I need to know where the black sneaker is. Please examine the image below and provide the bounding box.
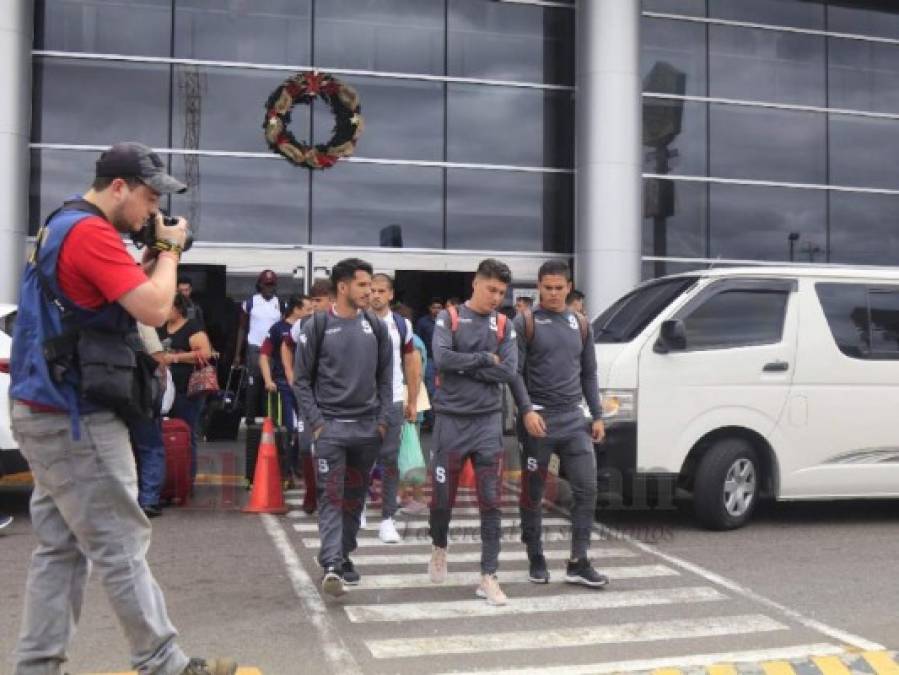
[181,657,238,675]
[142,505,163,519]
[342,559,361,586]
[321,565,346,597]
[527,554,550,584]
[565,558,609,588]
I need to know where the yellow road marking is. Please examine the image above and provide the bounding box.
[87,669,261,675]
[863,652,899,675]
[812,655,852,675]
[708,665,739,675]
[652,669,683,675]
[762,661,798,675]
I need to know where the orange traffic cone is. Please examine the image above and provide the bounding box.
[459,457,476,489]
[243,417,288,514]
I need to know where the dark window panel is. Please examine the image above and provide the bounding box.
[311,163,443,248]
[642,0,706,16]
[642,178,708,259]
[35,0,172,57]
[815,283,870,358]
[828,1,899,42]
[869,289,899,355]
[708,0,824,30]
[171,66,309,154]
[829,115,899,191]
[446,170,572,253]
[709,105,826,184]
[709,26,825,107]
[29,149,98,235]
[683,289,789,350]
[448,0,574,86]
[642,99,707,177]
[829,191,899,266]
[32,57,170,147]
[641,17,707,98]
[315,0,443,75]
[448,84,573,168]
[828,38,899,116]
[174,1,311,65]
[708,183,827,262]
[312,77,443,162]
[641,260,711,281]
[169,155,307,245]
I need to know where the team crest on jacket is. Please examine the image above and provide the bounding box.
[568,314,579,331]
[489,315,498,332]
[361,318,373,334]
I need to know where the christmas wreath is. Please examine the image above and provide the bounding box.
[263,71,364,170]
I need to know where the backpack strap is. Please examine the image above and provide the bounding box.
[309,310,328,386]
[446,305,460,351]
[521,308,536,344]
[496,312,507,343]
[575,311,589,346]
[392,311,408,346]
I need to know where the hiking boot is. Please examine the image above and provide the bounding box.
[527,553,550,584]
[378,517,401,544]
[564,558,609,588]
[342,559,360,586]
[428,546,448,583]
[181,657,237,675]
[321,566,346,598]
[476,574,508,606]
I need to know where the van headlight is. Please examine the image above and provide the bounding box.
[600,389,637,425]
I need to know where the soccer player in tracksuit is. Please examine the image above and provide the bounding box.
[509,259,609,588]
[428,258,518,606]
[293,258,393,598]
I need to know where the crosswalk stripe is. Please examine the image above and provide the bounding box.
[863,651,899,675]
[284,495,521,507]
[344,585,726,623]
[812,655,853,675]
[301,529,616,547]
[349,564,677,590]
[288,506,522,518]
[365,613,787,659]
[762,661,798,675]
[290,517,571,533]
[431,644,846,675]
[348,547,637,566]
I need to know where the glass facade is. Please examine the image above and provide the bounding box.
[30,0,574,253]
[642,0,899,272]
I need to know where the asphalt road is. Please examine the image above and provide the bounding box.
[1,438,897,674]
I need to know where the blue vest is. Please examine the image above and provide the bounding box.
[10,203,137,424]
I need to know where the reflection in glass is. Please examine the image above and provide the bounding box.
[642,0,707,16]
[642,100,707,177]
[709,26,825,107]
[35,0,172,57]
[708,0,824,30]
[828,1,899,42]
[829,191,899,266]
[312,77,443,161]
[446,170,572,253]
[32,57,170,148]
[172,66,309,154]
[829,38,899,116]
[448,85,573,168]
[448,0,574,85]
[815,283,870,358]
[642,178,707,260]
[311,163,442,248]
[869,290,899,355]
[641,260,711,281]
[829,115,899,191]
[710,105,826,184]
[174,0,311,66]
[169,155,307,245]
[641,18,707,98]
[315,0,443,75]
[29,149,99,235]
[709,183,826,261]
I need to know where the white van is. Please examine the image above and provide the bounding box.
[594,267,899,530]
[0,304,25,477]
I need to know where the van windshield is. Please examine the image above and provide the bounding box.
[592,276,699,343]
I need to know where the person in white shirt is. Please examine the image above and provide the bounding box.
[369,273,421,543]
[233,269,283,425]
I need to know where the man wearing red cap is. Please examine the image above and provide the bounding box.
[234,270,283,425]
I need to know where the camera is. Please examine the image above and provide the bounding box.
[130,213,194,252]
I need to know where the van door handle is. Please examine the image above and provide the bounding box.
[763,360,789,372]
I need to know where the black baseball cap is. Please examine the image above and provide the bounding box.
[95,142,187,194]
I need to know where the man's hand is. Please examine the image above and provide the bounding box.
[155,214,190,250]
[492,353,501,365]
[404,402,418,423]
[378,424,387,441]
[591,420,606,443]
[264,380,277,393]
[523,411,547,438]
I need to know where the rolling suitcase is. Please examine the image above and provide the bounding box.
[161,417,192,504]
[245,392,293,487]
[205,366,245,441]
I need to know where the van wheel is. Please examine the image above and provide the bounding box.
[693,438,758,530]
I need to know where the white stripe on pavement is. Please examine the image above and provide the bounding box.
[345,585,726,623]
[348,547,637,566]
[432,643,846,675]
[366,613,787,659]
[290,517,572,533]
[351,565,677,590]
[301,529,608,547]
[288,506,522,518]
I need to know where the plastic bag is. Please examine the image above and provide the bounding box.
[398,422,426,485]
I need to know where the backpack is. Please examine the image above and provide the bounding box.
[445,305,507,345]
[392,311,408,346]
[520,307,588,346]
[308,309,388,386]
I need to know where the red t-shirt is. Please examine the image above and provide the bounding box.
[57,216,148,309]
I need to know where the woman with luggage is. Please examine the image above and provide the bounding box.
[159,294,215,485]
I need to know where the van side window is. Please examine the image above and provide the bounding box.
[816,283,899,359]
[682,290,789,350]
[592,276,698,343]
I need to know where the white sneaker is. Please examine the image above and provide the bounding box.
[429,546,448,584]
[476,574,508,606]
[378,517,401,544]
[360,510,368,530]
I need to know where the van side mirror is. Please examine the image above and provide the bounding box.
[654,319,686,353]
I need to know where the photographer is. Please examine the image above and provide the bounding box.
[8,142,237,675]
